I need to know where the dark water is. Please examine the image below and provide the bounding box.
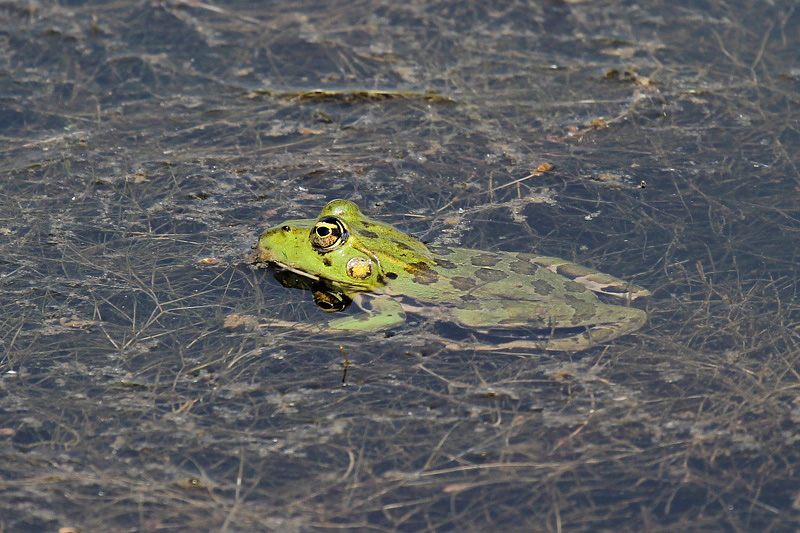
[1,0,798,531]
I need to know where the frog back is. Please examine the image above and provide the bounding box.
[387,247,593,304]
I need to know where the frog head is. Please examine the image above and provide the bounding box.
[255,199,435,292]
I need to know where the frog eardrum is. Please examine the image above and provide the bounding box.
[345,256,373,280]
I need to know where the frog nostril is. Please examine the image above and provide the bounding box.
[282,226,291,232]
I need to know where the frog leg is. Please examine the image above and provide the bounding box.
[327,295,406,332]
[530,256,651,301]
[439,337,547,352]
[549,305,648,351]
[541,307,646,350]
[256,296,405,334]
[443,306,647,352]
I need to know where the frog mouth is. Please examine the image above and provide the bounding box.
[254,246,299,270]
[267,259,320,282]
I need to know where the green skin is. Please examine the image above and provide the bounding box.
[255,199,650,352]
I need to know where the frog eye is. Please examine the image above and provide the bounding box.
[310,216,348,252]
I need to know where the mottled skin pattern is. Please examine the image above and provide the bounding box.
[255,200,650,352]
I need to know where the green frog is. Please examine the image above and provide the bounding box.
[254,199,649,351]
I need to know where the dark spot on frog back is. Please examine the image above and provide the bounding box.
[359,230,380,239]
[406,260,432,272]
[395,240,418,252]
[509,254,541,276]
[475,268,508,282]
[564,280,588,293]
[433,246,455,256]
[408,262,438,285]
[554,262,593,280]
[471,253,501,267]
[451,276,477,291]
[531,279,554,295]
[435,258,457,270]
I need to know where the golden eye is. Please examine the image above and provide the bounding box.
[346,257,372,280]
[310,216,347,252]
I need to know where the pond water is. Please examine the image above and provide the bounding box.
[1,0,799,531]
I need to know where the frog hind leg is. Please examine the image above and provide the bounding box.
[445,306,646,352]
[530,256,651,301]
[541,305,647,351]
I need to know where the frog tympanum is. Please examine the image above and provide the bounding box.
[254,200,649,351]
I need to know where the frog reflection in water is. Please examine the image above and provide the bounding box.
[254,200,649,351]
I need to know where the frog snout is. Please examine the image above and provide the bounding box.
[254,242,278,263]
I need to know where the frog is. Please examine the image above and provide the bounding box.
[254,199,649,352]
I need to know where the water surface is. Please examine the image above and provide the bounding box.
[1,0,798,531]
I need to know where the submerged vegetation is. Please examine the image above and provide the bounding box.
[0,0,798,531]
